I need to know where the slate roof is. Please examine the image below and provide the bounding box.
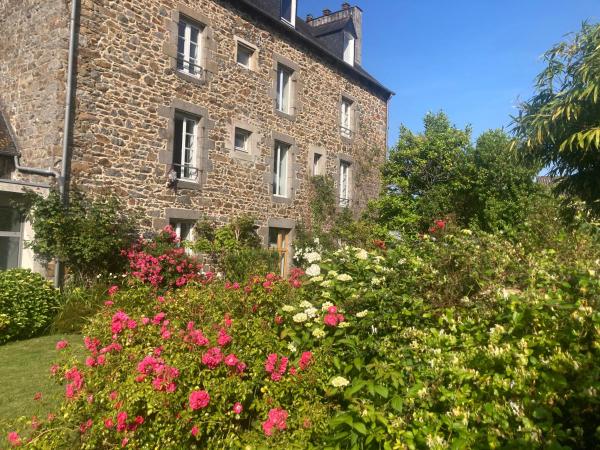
[234,0,393,99]
[309,17,355,38]
[0,110,18,157]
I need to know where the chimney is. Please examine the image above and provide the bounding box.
[306,13,313,23]
[342,2,351,10]
[323,8,331,16]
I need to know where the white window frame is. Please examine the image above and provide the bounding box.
[343,34,355,66]
[234,127,251,153]
[312,152,323,176]
[280,0,297,27]
[276,64,292,114]
[177,18,203,77]
[341,98,353,138]
[174,113,198,181]
[170,220,195,255]
[273,141,290,198]
[339,160,351,207]
[0,206,22,270]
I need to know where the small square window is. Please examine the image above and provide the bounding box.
[236,43,254,68]
[234,128,251,153]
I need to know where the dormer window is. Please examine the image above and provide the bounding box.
[280,0,297,27]
[343,34,355,66]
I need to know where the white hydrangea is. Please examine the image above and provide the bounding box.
[305,264,321,277]
[299,300,313,309]
[305,252,321,263]
[337,274,352,282]
[321,291,332,299]
[287,342,297,353]
[320,280,333,287]
[282,305,296,312]
[293,313,308,323]
[338,321,350,328]
[312,328,326,339]
[304,307,318,318]
[330,376,350,388]
[310,276,323,282]
[355,249,368,260]
[356,310,369,318]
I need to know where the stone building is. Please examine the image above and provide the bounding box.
[0,0,392,276]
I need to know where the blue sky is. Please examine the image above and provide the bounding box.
[298,1,599,146]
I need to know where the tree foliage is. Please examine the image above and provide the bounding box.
[377,112,538,233]
[17,189,137,283]
[513,22,600,214]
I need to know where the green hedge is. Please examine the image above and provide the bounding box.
[0,269,59,344]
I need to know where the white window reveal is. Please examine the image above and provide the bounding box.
[339,160,351,207]
[341,98,353,138]
[236,42,254,68]
[280,0,297,27]
[276,64,293,114]
[177,18,202,77]
[234,127,251,153]
[0,206,22,270]
[173,113,199,181]
[312,152,323,176]
[343,33,355,66]
[273,141,290,197]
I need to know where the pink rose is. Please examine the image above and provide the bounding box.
[191,425,199,436]
[7,431,21,446]
[232,402,243,414]
[55,340,68,350]
[188,390,210,410]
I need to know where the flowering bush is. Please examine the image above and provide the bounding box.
[122,226,208,290]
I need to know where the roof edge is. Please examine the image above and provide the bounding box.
[233,0,394,99]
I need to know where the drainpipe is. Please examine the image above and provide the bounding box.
[54,0,80,289]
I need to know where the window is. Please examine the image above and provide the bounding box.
[269,227,290,276]
[280,0,296,27]
[236,42,254,68]
[343,34,355,65]
[171,221,194,242]
[0,206,21,270]
[312,152,323,176]
[173,113,199,181]
[276,64,293,114]
[273,141,290,197]
[234,128,251,153]
[341,98,353,138]
[177,18,203,77]
[339,161,351,207]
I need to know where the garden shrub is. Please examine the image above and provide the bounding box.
[0,269,60,344]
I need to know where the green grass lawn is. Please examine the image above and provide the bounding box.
[0,334,82,445]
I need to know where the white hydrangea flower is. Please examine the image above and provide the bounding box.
[356,310,369,318]
[293,313,308,323]
[321,291,332,299]
[355,249,368,260]
[305,252,321,263]
[287,342,297,353]
[282,305,296,312]
[330,376,350,388]
[321,280,333,287]
[338,321,350,328]
[299,301,313,309]
[312,328,326,339]
[328,270,338,278]
[371,277,382,286]
[310,276,323,282]
[304,307,318,318]
[337,274,352,282]
[305,264,321,277]
[321,301,333,311]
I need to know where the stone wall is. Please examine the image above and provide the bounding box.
[71,0,388,237]
[0,0,70,177]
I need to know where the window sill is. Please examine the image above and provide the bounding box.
[174,69,207,86]
[274,109,296,121]
[174,179,202,191]
[272,194,293,204]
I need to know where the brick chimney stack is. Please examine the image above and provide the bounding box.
[323,9,331,16]
[306,14,313,23]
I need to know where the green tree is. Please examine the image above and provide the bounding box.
[377,111,472,231]
[17,189,137,283]
[458,129,539,232]
[513,22,600,214]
